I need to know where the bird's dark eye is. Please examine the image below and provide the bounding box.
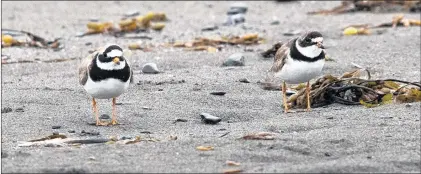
[305,38,311,43]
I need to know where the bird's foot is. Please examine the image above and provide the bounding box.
[96,120,109,126]
[109,119,118,125]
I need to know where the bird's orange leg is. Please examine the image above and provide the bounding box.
[282,81,289,113]
[306,81,311,112]
[110,98,118,125]
[93,98,108,126]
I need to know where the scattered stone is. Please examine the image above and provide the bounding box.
[201,25,219,31]
[227,8,243,15]
[1,151,8,158]
[121,136,132,140]
[270,20,280,25]
[217,128,227,131]
[142,106,152,110]
[405,103,412,108]
[142,63,160,74]
[1,107,13,113]
[230,2,248,14]
[326,116,334,120]
[85,42,92,46]
[140,131,152,134]
[224,14,245,26]
[380,116,394,119]
[283,30,301,36]
[115,102,123,105]
[200,113,222,124]
[124,11,140,18]
[173,118,188,123]
[239,78,250,83]
[324,152,332,156]
[210,91,226,96]
[68,130,75,133]
[286,90,296,96]
[222,53,245,66]
[367,155,373,159]
[80,130,100,136]
[158,88,164,91]
[88,156,96,160]
[52,126,61,129]
[100,114,110,119]
[15,107,24,112]
[89,18,99,22]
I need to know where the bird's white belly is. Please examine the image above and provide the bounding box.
[84,77,130,99]
[276,58,325,84]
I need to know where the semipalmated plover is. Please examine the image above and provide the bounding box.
[269,31,326,113]
[78,44,133,126]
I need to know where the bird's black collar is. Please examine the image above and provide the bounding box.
[290,38,325,62]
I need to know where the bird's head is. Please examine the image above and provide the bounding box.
[96,44,128,70]
[296,31,325,58]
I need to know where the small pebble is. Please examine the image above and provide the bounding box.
[405,103,412,108]
[142,106,152,110]
[1,151,8,158]
[224,14,245,26]
[210,91,226,96]
[89,18,99,22]
[52,126,61,129]
[227,8,243,15]
[121,136,132,140]
[222,53,245,66]
[326,117,334,120]
[68,130,75,133]
[124,11,140,18]
[100,114,110,119]
[142,63,160,74]
[88,156,96,160]
[230,2,248,14]
[270,20,280,25]
[140,131,152,134]
[239,78,250,83]
[173,118,188,123]
[15,108,24,112]
[85,42,92,46]
[324,152,332,157]
[1,107,13,113]
[200,113,222,124]
[201,25,219,31]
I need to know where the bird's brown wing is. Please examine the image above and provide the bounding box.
[270,38,295,73]
[78,51,97,86]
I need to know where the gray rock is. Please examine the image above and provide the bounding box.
[230,2,248,14]
[227,8,243,15]
[100,114,110,119]
[52,126,61,129]
[142,63,160,74]
[224,14,245,26]
[222,53,245,66]
[210,91,226,96]
[270,20,280,25]
[124,11,140,18]
[239,78,250,83]
[201,25,219,31]
[200,113,222,124]
[1,107,13,113]
[15,108,24,112]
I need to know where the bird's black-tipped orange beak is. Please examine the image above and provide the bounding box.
[316,42,325,49]
[112,57,120,65]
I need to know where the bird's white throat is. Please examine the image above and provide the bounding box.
[296,40,323,58]
[96,58,126,71]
